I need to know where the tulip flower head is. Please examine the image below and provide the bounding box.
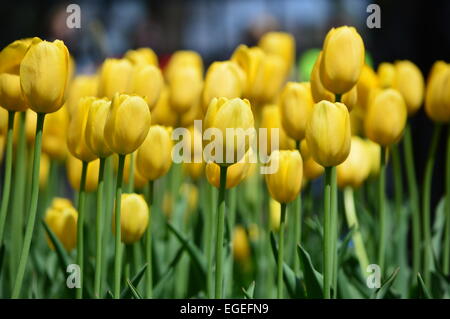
[131,64,163,110]
[337,136,371,188]
[425,62,450,123]
[45,198,78,252]
[392,60,424,115]
[124,48,158,66]
[300,140,324,180]
[85,98,113,158]
[258,31,295,77]
[97,58,133,99]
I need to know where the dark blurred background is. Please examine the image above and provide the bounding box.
[1,0,449,209]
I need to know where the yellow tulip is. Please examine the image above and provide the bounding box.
[180,183,199,215]
[182,161,204,181]
[66,75,98,116]
[136,125,173,181]
[377,62,395,88]
[366,139,381,178]
[364,88,407,146]
[97,58,133,99]
[341,84,357,111]
[43,105,69,160]
[0,73,28,111]
[180,98,202,127]
[112,193,149,244]
[427,60,447,84]
[320,26,365,94]
[20,39,70,113]
[269,198,281,232]
[349,106,365,136]
[124,48,158,66]
[202,61,245,111]
[66,155,100,192]
[0,135,4,164]
[425,62,450,123]
[204,97,255,165]
[265,150,303,203]
[305,100,351,167]
[300,140,324,180]
[45,197,78,252]
[67,97,98,162]
[123,153,148,190]
[233,225,251,263]
[280,82,314,141]
[39,152,50,189]
[205,157,250,189]
[258,31,295,76]
[84,98,113,158]
[168,65,203,114]
[354,64,379,110]
[0,37,41,74]
[104,93,151,155]
[152,86,177,127]
[165,50,203,81]
[131,64,163,110]
[310,51,335,103]
[392,60,424,115]
[260,104,295,154]
[337,136,371,188]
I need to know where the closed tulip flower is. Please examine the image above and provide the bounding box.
[310,51,335,103]
[205,157,250,189]
[0,73,28,111]
[364,88,407,146]
[104,93,151,155]
[67,155,100,192]
[320,26,365,94]
[168,65,203,114]
[112,193,149,244]
[67,97,98,162]
[305,100,351,167]
[366,139,381,178]
[183,161,204,181]
[260,104,295,153]
[45,197,78,251]
[0,37,41,74]
[341,84,358,111]
[165,50,203,81]
[337,136,371,188]
[354,64,379,110]
[42,105,69,160]
[258,31,295,76]
[204,97,255,165]
[131,64,163,110]
[152,86,177,127]
[377,62,395,88]
[425,62,450,123]
[280,82,314,141]
[20,39,70,113]
[392,60,424,115]
[427,60,447,84]
[265,150,303,203]
[124,48,158,66]
[233,226,251,263]
[179,99,202,127]
[66,75,98,116]
[136,125,173,181]
[97,58,133,99]
[300,140,324,180]
[84,98,113,158]
[269,198,281,232]
[202,61,246,111]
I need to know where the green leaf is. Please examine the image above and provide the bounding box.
[106,290,114,299]
[167,222,206,277]
[127,279,143,299]
[417,273,432,299]
[372,267,400,299]
[242,281,255,299]
[120,263,147,299]
[153,246,185,298]
[0,244,5,276]
[432,197,446,261]
[338,227,355,266]
[41,220,71,276]
[297,245,323,299]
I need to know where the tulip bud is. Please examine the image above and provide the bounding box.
[67,97,98,163]
[97,58,133,99]
[427,60,447,84]
[425,62,450,123]
[233,225,251,263]
[165,51,203,81]
[136,125,173,181]
[0,73,28,111]
[206,155,251,189]
[112,193,149,244]
[258,31,295,76]
[131,64,163,110]
[182,161,204,181]
[269,198,281,232]
[0,37,41,74]
[124,48,158,66]
[66,155,100,192]
[204,97,255,165]
[337,136,371,188]
[320,26,365,94]
[152,86,177,127]
[310,51,335,103]
[364,88,407,146]
[260,104,295,154]
[392,60,424,115]
[20,39,70,113]
[280,82,314,141]
[300,140,324,180]
[305,100,351,167]
[341,84,357,111]
[104,93,151,155]
[377,62,395,88]
[265,150,303,203]
[84,98,113,158]
[354,64,379,110]
[168,65,203,114]
[202,61,245,111]
[66,75,98,116]
[44,197,78,251]
[43,105,69,160]
[366,139,381,178]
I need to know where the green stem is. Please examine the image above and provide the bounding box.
[12,112,45,298]
[94,157,106,298]
[75,161,88,299]
[293,195,302,274]
[330,166,338,298]
[277,203,287,298]
[404,124,421,275]
[206,184,216,298]
[127,152,135,193]
[323,166,332,299]
[444,126,450,274]
[343,187,369,273]
[214,165,228,299]
[422,124,442,288]
[145,181,154,298]
[114,154,126,299]
[0,111,16,247]
[392,144,406,271]
[377,147,387,273]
